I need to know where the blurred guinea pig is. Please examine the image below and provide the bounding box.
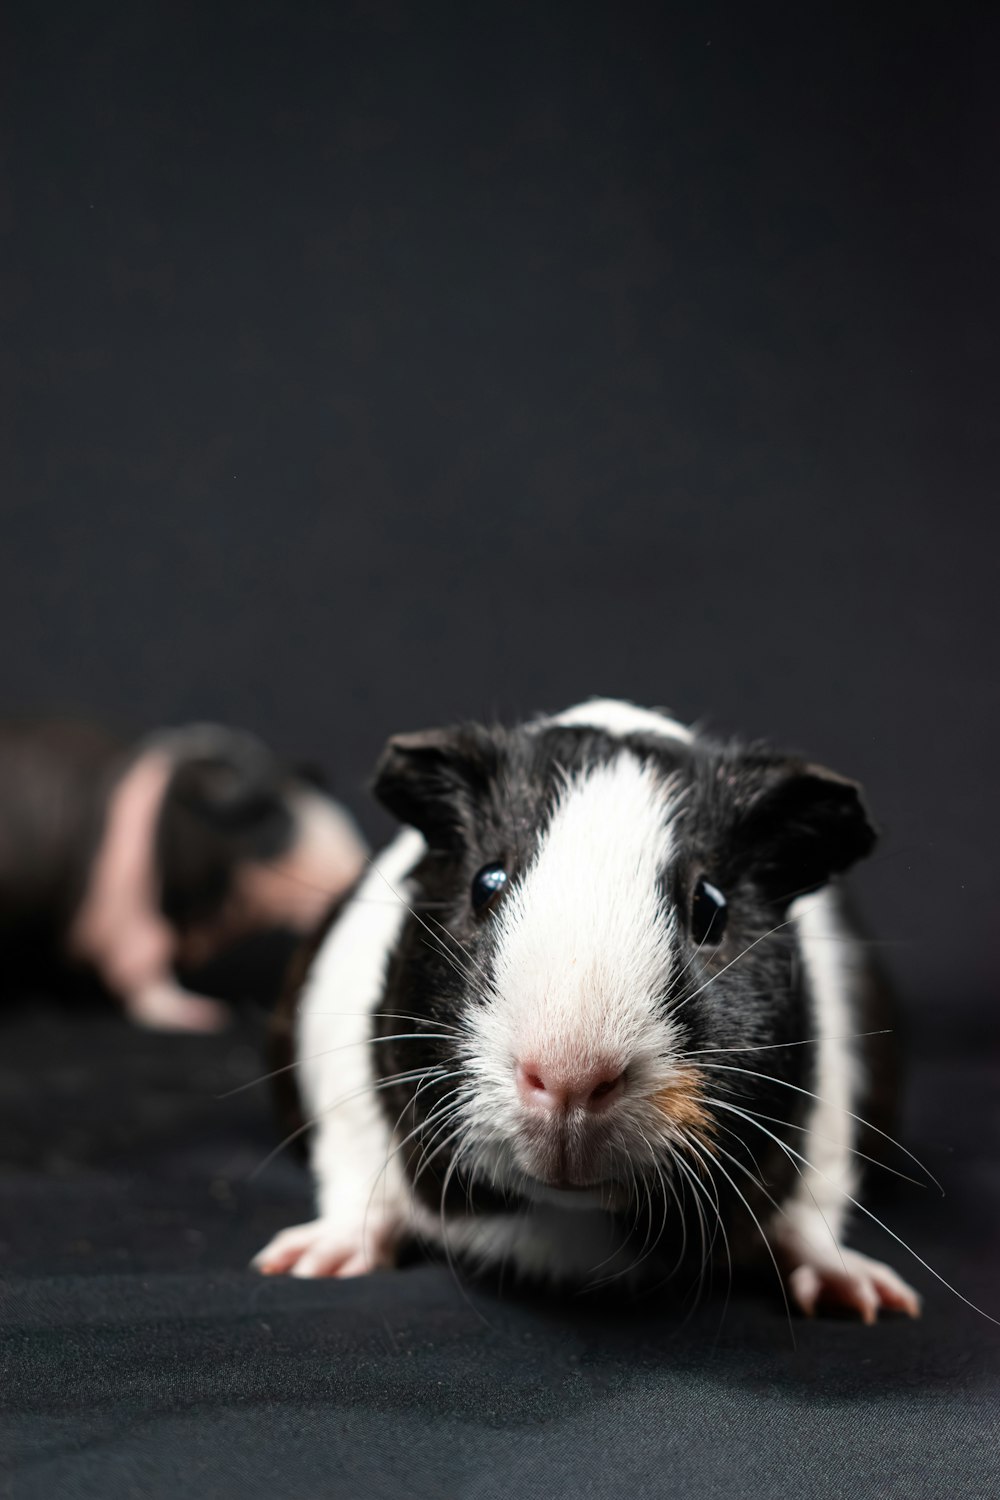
[0,720,367,1031]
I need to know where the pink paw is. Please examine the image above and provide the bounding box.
[787,1248,922,1325]
[251,1217,397,1279]
[125,983,230,1033]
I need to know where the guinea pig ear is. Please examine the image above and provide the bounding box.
[734,759,878,903]
[372,725,498,847]
[168,747,292,857]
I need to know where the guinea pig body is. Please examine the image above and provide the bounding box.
[0,719,366,1031]
[255,700,920,1321]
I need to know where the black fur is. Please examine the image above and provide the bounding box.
[368,717,883,1276]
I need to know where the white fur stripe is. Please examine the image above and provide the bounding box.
[469,754,684,1135]
[297,827,426,1221]
[546,698,694,744]
[782,887,861,1241]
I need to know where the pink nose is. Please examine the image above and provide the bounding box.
[516,1060,625,1114]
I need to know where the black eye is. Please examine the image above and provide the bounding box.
[471,862,508,915]
[690,876,727,945]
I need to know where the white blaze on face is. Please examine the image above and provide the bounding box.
[474,753,683,1086]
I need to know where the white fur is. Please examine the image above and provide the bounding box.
[774,887,861,1247]
[547,698,694,744]
[486,755,681,1072]
[297,828,426,1228]
[461,753,689,1191]
[766,901,920,1319]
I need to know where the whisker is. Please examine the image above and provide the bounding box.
[713,1104,1000,1326]
[416,934,482,991]
[217,1032,460,1099]
[424,912,497,992]
[670,908,813,1017]
[714,1109,852,1278]
[685,1029,892,1058]
[364,858,486,994]
[657,1154,689,1282]
[679,1136,734,1323]
[362,1074,468,1248]
[590,1131,675,1289]
[672,1150,723,1313]
[247,1065,445,1182]
[652,1156,682,1278]
[299,1009,463,1035]
[387,1081,469,1181]
[701,1126,788,1226]
[363,1067,445,1246]
[255,859,453,911]
[410,1113,472,1193]
[435,1138,501,1332]
[351,898,455,909]
[695,1131,796,1344]
[696,1060,944,1194]
[705,1091,927,1189]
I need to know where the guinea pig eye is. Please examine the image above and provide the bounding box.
[690,876,727,945]
[471,862,508,915]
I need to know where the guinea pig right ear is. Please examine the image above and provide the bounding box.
[372,725,498,847]
[733,758,879,904]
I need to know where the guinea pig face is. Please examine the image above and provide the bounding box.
[374,715,876,1202]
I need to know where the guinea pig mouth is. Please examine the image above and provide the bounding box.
[513,1117,619,1192]
[521,1180,617,1212]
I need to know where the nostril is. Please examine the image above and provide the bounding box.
[587,1072,625,1110]
[516,1060,625,1113]
[516,1061,564,1111]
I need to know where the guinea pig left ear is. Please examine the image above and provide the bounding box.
[735,761,878,903]
[372,726,497,847]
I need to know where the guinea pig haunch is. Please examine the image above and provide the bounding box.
[254,698,926,1320]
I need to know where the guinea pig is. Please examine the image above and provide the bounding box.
[253,698,924,1322]
[0,719,367,1031]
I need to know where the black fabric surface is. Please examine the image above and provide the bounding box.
[1,1003,998,1498]
[4,2,1000,1495]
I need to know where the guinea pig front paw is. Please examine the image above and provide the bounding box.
[123,981,230,1033]
[251,1215,399,1279]
[785,1248,922,1325]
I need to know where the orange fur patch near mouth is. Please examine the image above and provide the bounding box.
[651,1069,713,1141]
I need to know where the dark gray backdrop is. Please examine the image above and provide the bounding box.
[3,11,999,1499]
[3,1,997,1030]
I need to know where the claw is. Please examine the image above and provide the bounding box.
[786,1247,921,1323]
[252,1216,398,1279]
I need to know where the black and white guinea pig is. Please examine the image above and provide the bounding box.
[0,719,367,1031]
[254,698,922,1322]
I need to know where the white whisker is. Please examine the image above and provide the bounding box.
[697,1060,944,1193]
